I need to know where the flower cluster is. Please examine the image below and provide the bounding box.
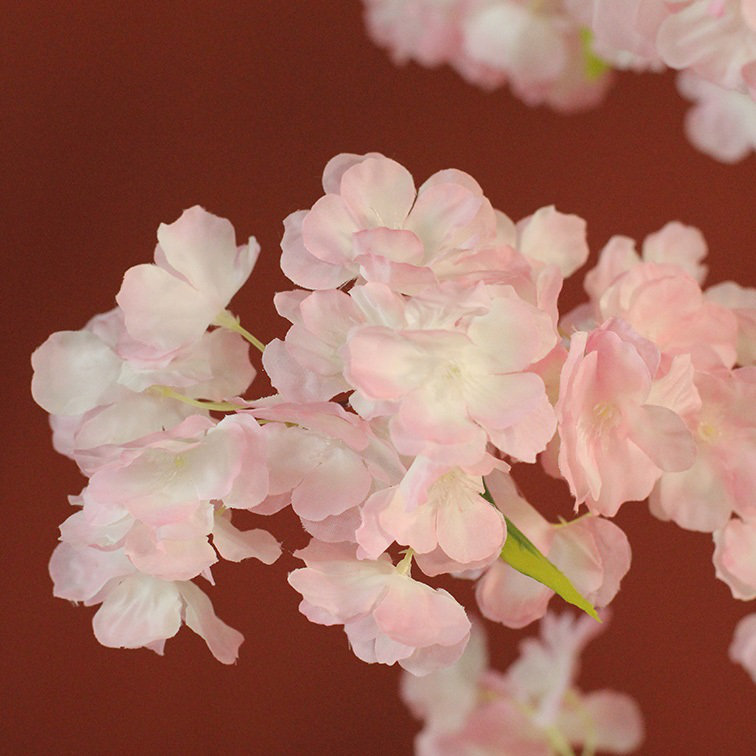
[402,612,644,754]
[362,0,614,113]
[362,0,756,162]
[33,154,754,732]
[33,207,280,662]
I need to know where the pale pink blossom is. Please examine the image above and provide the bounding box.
[345,285,557,466]
[729,613,756,683]
[362,0,464,68]
[117,206,259,351]
[475,471,631,627]
[590,0,756,92]
[31,307,254,472]
[650,367,756,531]
[403,613,644,754]
[584,223,709,298]
[357,466,506,569]
[597,263,737,370]
[655,0,756,92]
[713,517,756,599]
[364,1,614,113]
[49,541,245,664]
[557,320,697,516]
[678,70,756,162]
[516,205,589,278]
[249,403,376,523]
[72,413,271,581]
[706,281,756,365]
[288,540,471,675]
[282,153,500,293]
[458,1,613,112]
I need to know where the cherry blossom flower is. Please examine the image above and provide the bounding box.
[402,613,644,754]
[713,516,756,599]
[363,0,614,113]
[117,206,259,352]
[650,367,756,531]
[475,472,631,627]
[730,613,756,683]
[678,70,756,162]
[31,308,254,473]
[706,281,756,365]
[50,540,244,664]
[288,540,471,675]
[557,319,697,516]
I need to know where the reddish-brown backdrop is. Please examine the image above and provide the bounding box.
[3,2,755,754]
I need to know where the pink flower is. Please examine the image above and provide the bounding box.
[557,320,696,516]
[713,517,756,599]
[650,367,756,531]
[729,613,756,683]
[475,471,631,627]
[357,466,506,569]
[678,70,756,162]
[706,281,756,365]
[117,206,259,352]
[345,286,557,466]
[288,540,471,675]
[597,262,737,370]
[282,153,501,292]
[402,612,644,754]
[250,403,376,523]
[31,307,254,472]
[362,0,465,68]
[49,542,245,664]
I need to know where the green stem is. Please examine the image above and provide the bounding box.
[154,386,244,412]
[213,309,266,353]
[396,548,414,576]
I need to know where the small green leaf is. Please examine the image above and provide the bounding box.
[482,487,600,622]
[579,28,610,81]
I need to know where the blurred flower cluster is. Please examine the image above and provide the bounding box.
[362,0,756,162]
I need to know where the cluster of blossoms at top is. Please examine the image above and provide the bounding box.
[32,154,755,738]
[362,0,756,162]
[402,612,644,754]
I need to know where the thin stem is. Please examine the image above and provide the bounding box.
[154,386,244,412]
[396,548,414,576]
[213,309,266,353]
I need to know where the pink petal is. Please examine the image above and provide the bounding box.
[212,514,281,564]
[31,331,121,415]
[93,575,183,649]
[178,580,244,664]
[475,559,553,628]
[339,156,416,229]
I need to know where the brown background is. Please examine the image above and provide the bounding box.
[3,2,755,753]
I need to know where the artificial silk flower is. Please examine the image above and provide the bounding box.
[706,280,756,365]
[288,540,471,675]
[363,0,614,113]
[357,467,506,568]
[713,516,756,599]
[49,541,245,664]
[35,154,753,746]
[403,612,644,754]
[283,153,501,293]
[557,320,696,516]
[649,367,756,532]
[475,471,631,627]
[582,221,709,305]
[678,69,756,163]
[364,0,756,160]
[117,206,259,352]
[31,306,254,473]
[730,612,756,683]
